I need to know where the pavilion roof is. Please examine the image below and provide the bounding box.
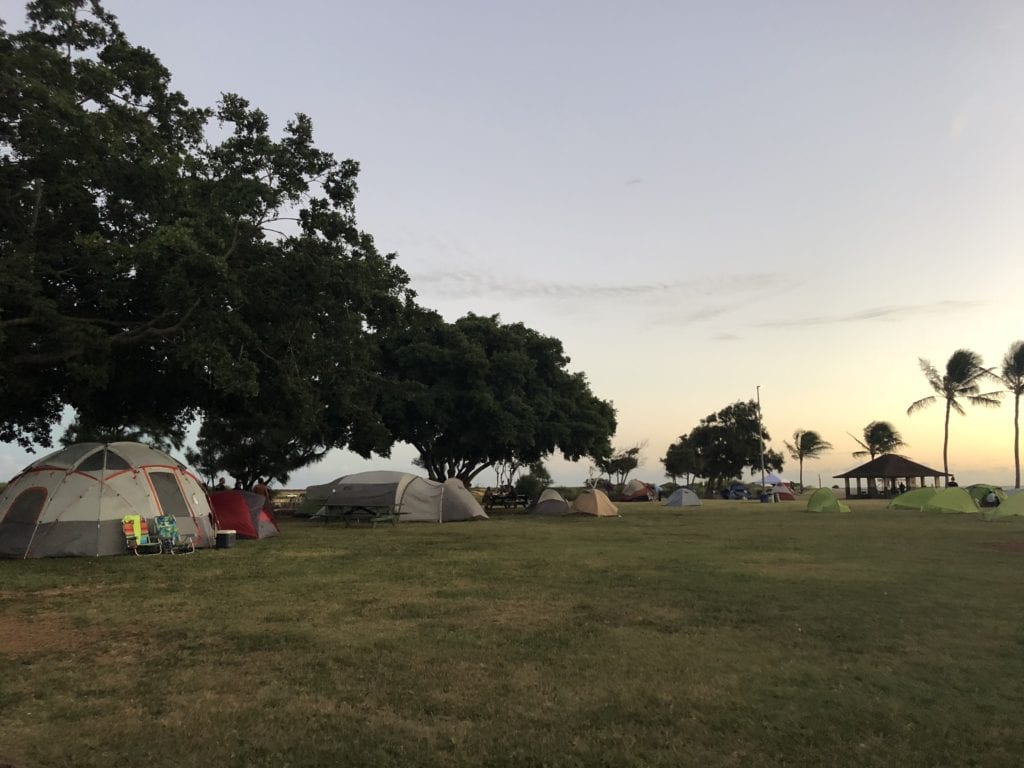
[833,453,947,479]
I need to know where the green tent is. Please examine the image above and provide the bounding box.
[983,492,1024,521]
[888,487,938,511]
[966,483,1008,506]
[922,487,979,514]
[806,487,850,513]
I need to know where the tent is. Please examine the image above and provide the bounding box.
[305,471,487,523]
[0,442,215,558]
[922,487,979,515]
[620,478,655,501]
[983,492,1024,520]
[664,487,701,507]
[772,484,796,501]
[966,484,1008,507]
[570,489,619,517]
[209,490,280,539]
[764,473,790,486]
[888,487,938,511]
[806,487,850,513]
[531,488,571,516]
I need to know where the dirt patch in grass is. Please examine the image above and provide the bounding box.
[0,611,92,655]
[983,540,1024,553]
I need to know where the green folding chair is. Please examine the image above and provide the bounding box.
[154,514,195,554]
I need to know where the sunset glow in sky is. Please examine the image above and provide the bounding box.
[2,1,1022,489]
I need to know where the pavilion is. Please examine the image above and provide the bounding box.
[833,454,948,499]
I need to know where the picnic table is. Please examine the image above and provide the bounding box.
[483,491,530,511]
[313,505,399,527]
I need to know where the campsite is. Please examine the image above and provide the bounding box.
[3,499,1024,767]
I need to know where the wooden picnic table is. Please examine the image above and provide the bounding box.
[483,492,530,511]
[314,505,399,527]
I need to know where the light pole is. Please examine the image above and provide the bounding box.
[756,385,766,490]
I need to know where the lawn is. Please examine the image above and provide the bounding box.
[2,500,1024,767]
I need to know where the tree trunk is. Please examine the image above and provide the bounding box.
[943,398,951,483]
[1015,393,1021,489]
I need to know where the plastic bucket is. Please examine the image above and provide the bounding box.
[215,530,237,549]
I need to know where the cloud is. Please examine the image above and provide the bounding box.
[410,267,789,304]
[713,332,740,341]
[758,300,983,329]
[625,177,644,186]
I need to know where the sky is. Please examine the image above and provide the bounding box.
[2,0,1023,489]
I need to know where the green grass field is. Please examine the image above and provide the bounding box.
[3,500,1024,767]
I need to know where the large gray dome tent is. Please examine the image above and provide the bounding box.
[663,487,701,507]
[0,442,216,558]
[305,471,487,523]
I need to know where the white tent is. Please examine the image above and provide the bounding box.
[0,442,216,558]
[663,487,702,507]
[305,471,487,523]
[531,488,571,516]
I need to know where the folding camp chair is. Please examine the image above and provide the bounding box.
[122,515,160,556]
[154,514,196,554]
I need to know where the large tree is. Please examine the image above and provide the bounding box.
[661,435,702,485]
[378,311,616,483]
[683,400,783,496]
[1,1,414,482]
[784,429,832,490]
[907,349,1002,481]
[849,421,906,460]
[1000,341,1024,489]
[0,0,209,447]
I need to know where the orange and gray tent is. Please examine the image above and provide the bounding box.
[305,471,487,522]
[570,489,619,517]
[0,442,215,558]
[531,488,571,516]
[209,490,280,539]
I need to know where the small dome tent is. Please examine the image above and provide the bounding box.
[209,490,280,539]
[806,487,850,513]
[570,489,619,517]
[983,492,1024,520]
[531,488,571,516]
[664,487,701,507]
[620,478,655,501]
[305,471,487,523]
[0,442,215,558]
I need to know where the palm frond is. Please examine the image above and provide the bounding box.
[907,395,935,416]
[968,391,1003,408]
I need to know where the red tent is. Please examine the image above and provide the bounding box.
[209,490,280,539]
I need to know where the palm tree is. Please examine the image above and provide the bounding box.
[784,429,833,490]
[907,349,1002,482]
[999,341,1024,489]
[848,421,906,460]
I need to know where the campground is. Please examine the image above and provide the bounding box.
[3,500,1024,767]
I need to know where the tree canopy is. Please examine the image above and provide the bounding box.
[378,311,616,483]
[1,0,415,482]
[675,400,783,495]
[784,429,832,489]
[907,350,1001,479]
[849,421,906,460]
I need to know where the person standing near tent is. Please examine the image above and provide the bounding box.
[252,478,271,509]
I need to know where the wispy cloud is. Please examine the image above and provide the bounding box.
[758,300,983,329]
[625,177,644,186]
[411,267,788,304]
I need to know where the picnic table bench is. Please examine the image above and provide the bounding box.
[483,492,531,511]
[313,505,399,527]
